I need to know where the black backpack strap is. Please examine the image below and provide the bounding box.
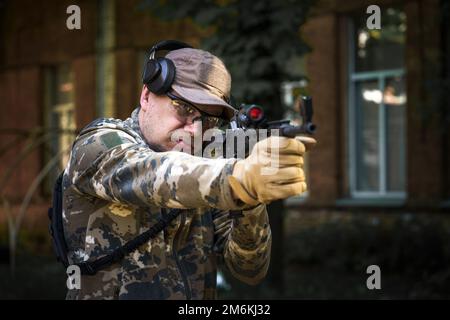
[48,171,70,268]
[76,208,181,275]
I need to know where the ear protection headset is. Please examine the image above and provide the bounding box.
[142,40,193,95]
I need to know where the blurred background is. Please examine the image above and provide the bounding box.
[0,0,449,299]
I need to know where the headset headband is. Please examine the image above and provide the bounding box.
[148,40,193,59]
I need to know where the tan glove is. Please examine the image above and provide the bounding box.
[228,136,316,206]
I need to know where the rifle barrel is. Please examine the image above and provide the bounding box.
[280,123,316,138]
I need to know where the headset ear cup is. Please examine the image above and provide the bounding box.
[142,60,161,86]
[157,58,176,94]
[143,40,191,94]
[148,58,176,95]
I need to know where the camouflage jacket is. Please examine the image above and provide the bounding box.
[62,107,271,300]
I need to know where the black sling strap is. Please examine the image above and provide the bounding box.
[76,208,181,275]
[49,172,182,276]
[48,172,69,267]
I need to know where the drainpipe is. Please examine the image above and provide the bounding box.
[96,0,116,118]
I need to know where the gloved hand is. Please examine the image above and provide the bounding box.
[228,136,316,206]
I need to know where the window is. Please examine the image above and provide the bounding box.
[348,7,407,198]
[44,65,76,192]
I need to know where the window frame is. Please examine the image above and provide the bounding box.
[347,19,407,200]
[42,65,76,195]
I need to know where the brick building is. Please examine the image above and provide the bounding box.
[0,0,449,298]
[0,0,208,228]
[302,0,449,210]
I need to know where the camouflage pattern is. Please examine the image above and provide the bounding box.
[63,107,271,300]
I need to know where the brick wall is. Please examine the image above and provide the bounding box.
[405,0,446,207]
[2,0,96,67]
[0,67,41,201]
[0,0,206,202]
[302,14,341,206]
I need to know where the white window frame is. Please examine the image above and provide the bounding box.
[347,20,407,200]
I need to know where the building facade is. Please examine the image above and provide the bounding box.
[0,0,449,298]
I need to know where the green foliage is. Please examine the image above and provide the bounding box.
[139,0,314,118]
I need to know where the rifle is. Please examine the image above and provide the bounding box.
[221,96,316,158]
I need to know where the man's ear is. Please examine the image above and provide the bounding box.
[140,85,151,112]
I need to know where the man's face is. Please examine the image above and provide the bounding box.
[139,86,223,153]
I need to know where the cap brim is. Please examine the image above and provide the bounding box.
[172,84,236,120]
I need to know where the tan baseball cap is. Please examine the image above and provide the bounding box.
[165,48,236,120]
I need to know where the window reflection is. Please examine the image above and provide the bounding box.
[356,81,380,191]
[383,78,406,106]
[350,7,406,196]
[49,65,76,169]
[353,8,406,72]
[385,77,406,192]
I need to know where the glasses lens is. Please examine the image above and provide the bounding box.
[169,95,223,128]
[171,100,194,117]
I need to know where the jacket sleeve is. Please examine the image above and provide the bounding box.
[66,127,243,211]
[213,204,271,285]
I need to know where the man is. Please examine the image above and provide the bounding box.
[63,43,311,299]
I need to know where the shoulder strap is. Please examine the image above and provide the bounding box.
[76,208,181,275]
[49,168,181,275]
[48,171,70,268]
